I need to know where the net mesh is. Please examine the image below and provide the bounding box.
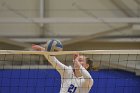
[0,50,140,93]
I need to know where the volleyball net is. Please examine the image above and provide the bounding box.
[0,50,140,93]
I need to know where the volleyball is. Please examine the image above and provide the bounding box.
[44,39,63,51]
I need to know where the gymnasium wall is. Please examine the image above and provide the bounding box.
[0,69,140,93]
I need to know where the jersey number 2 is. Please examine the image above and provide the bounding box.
[67,84,77,93]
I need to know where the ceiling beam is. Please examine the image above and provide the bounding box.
[111,0,137,17]
[134,0,140,17]
[0,38,31,49]
[64,42,140,51]
[63,25,131,45]
[134,0,140,6]
[1,18,140,23]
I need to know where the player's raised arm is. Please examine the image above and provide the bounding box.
[73,54,94,87]
[32,40,69,77]
[44,55,70,77]
[32,40,94,93]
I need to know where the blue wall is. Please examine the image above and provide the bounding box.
[0,69,140,93]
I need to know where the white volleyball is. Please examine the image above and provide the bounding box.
[44,39,63,51]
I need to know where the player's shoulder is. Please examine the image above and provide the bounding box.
[66,66,73,75]
[67,66,73,72]
[68,66,73,69]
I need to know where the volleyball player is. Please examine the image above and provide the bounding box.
[32,44,93,93]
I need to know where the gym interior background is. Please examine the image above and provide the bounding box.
[0,0,140,93]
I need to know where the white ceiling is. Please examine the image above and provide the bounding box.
[0,0,139,44]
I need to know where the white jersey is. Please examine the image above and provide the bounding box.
[47,56,93,93]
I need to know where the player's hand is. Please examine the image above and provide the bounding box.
[73,54,79,60]
[32,44,45,51]
[73,54,81,69]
